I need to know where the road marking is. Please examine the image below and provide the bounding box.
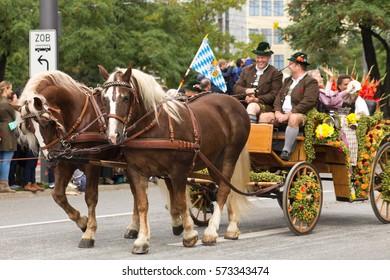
[167,227,289,246]
[0,212,132,230]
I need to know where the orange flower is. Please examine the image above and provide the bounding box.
[296,56,304,63]
[296,193,303,200]
[300,186,306,193]
[361,184,368,190]
[361,191,367,197]
[313,193,319,198]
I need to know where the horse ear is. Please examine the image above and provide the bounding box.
[33,97,44,111]
[123,64,132,82]
[98,65,110,81]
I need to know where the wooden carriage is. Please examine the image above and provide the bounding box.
[188,112,390,235]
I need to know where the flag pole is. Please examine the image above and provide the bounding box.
[177,34,208,91]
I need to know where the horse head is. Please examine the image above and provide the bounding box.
[19,94,65,157]
[99,64,140,144]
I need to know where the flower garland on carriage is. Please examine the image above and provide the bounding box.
[305,69,390,202]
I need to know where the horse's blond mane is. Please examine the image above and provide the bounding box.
[113,68,183,122]
[19,70,89,105]
[18,70,89,152]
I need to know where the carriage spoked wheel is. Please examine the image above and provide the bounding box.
[188,183,216,227]
[370,142,390,223]
[282,162,323,235]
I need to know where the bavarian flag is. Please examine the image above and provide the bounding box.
[190,36,227,93]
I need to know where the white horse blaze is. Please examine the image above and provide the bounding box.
[106,88,120,144]
[32,120,49,158]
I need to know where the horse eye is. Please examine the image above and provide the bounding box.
[122,95,129,102]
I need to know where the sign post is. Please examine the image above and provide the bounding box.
[29,29,57,77]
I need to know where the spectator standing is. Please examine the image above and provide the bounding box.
[232,58,246,83]
[233,42,283,123]
[218,59,235,95]
[0,80,17,193]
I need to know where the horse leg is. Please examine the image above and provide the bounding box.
[127,172,150,254]
[202,160,236,245]
[203,148,251,244]
[78,165,100,248]
[51,164,88,234]
[164,178,184,236]
[170,174,198,247]
[124,183,140,239]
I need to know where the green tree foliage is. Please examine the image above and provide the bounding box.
[283,0,390,115]
[0,0,38,88]
[1,0,245,89]
[58,0,246,87]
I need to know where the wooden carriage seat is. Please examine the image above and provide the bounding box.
[248,124,306,163]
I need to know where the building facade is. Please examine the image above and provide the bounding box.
[225,0,292,72]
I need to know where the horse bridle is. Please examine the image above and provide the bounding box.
[102,75,139,127]
[20,93,92,151]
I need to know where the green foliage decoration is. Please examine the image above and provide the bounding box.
[288,174,321,223]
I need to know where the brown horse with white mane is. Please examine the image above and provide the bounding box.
[17,70,127,249]
[98,64,252,254]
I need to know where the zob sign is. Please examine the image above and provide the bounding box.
[29,29,57,77]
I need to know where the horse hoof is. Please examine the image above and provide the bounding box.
[224,231,239,240]
[78,238,95,248]
[172,225,184,236]
[183,236,198,247]
[201,236,217,246]
[132,244,149,254]
[124,230,138,239]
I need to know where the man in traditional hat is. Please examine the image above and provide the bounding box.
[233,41,283,123]
[262,52,319,161]
[184,80,203,97]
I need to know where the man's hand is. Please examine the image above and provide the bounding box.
[245,94,257,103]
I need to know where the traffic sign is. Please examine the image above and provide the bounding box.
[29,29,57,77]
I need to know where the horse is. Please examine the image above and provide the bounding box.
[17,70,128,249]
[98,64,252,254]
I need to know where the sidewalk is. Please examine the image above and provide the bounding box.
[0,183,130,199]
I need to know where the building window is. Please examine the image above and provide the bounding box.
[249,28,260,35]
[274,29,284,44]
[274,55,284,70]
[274,0,284,16]
[249,0,259,16]
[261,28,272,43]
[261,0,271,16]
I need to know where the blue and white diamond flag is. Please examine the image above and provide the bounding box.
[190,37,227,93]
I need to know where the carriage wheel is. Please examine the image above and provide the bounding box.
[370,142,390,223]
[188,183,216,227]
[283,162,323,235]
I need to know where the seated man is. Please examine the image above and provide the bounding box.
[261,52,319,161]
[233,42,283,123]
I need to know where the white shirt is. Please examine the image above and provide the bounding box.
[282,72,307,113]
[252,64,270,87]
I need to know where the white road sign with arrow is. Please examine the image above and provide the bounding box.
[29,29,57,77]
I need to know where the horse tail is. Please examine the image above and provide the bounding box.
[227,144,253,219]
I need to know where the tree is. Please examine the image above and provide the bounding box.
[283,0,390,116]
[0,0,38,88]
[1,0,246,88]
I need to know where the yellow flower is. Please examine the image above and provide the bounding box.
[346,113,359,125]
[315,123,334,139]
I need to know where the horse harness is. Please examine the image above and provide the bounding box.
[21,89,109,153]
[101,82,273,196]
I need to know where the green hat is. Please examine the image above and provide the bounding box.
[287,52,310,65]
[186,80,202,93]
[252,42,274,56]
